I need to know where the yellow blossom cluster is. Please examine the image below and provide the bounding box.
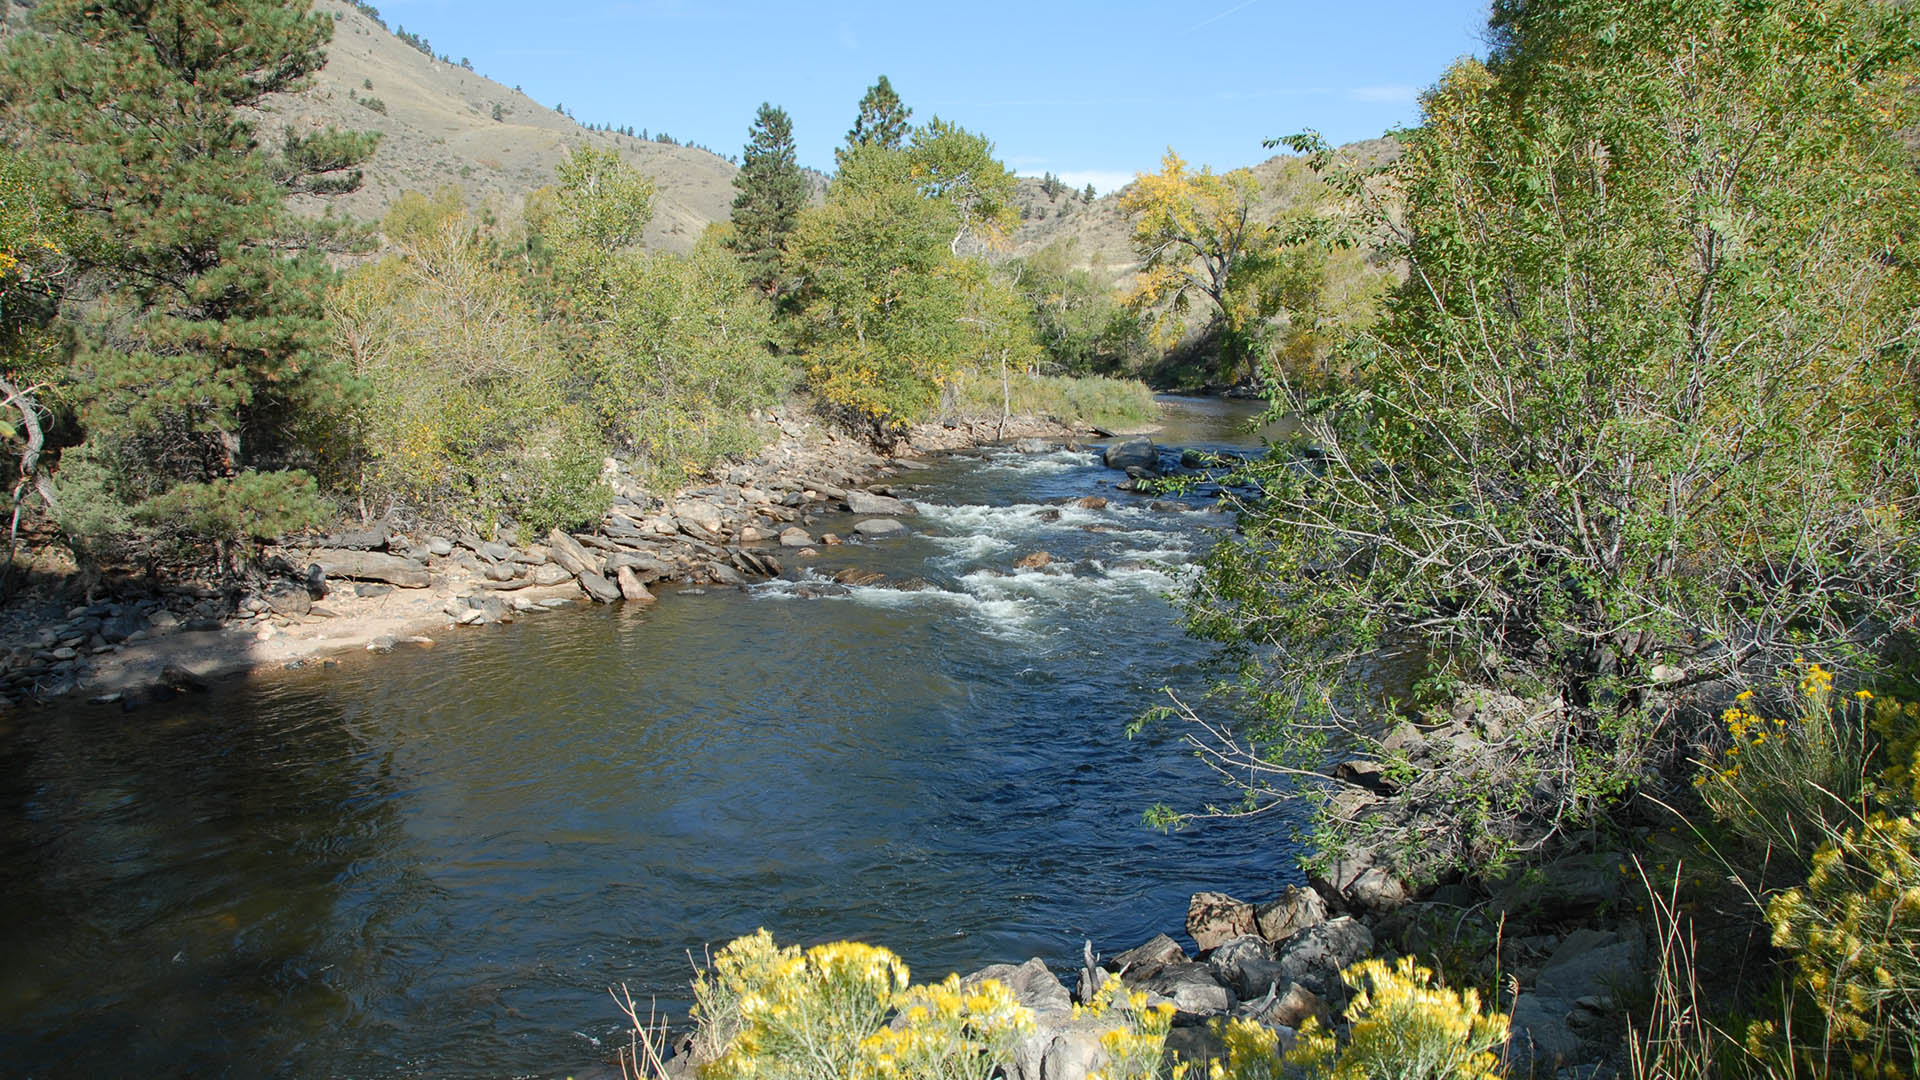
[1079,983,1181,1080]
[1767,809,1920,1058]
[1282,957,1507,1080]
[692,931,1035,1080]
[860,975,1033,1080]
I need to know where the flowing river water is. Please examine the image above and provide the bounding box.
[0,397,1311,1078]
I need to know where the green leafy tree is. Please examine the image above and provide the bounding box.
[0,0,376,568]
[1011,239,1149,376]
[787,123,1019,437]
[1118,150,1272,382]
[1176,0,1920,875]
[727,102,808,294]
[542,148,787,485]
[840,74,911,162]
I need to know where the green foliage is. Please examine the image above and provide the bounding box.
[787,122,1028,437]
[728,102,808,293]
[545,144,655,296]
[0,0,374,567]
[330,194,605,533]
[688,930,1033,1080]
[1010,240,1151,376]
[1177,0,1920,869]
[133,471,331,562]
[581,236,788,488]
[842,74,912,160]
[545,149,787,485]
[942,368,1155,431]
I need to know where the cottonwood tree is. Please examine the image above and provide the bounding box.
[786,122,1024,437]
[1118,151,1269,382]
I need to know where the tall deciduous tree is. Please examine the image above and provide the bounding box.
[1118,150,1268,382]
[841,75,911,162]
[0,0,376,566]
[787,122,1023,437]
[728,102,808,294]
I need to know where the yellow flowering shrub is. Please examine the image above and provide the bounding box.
[862,975,1033,1080]
[1692,677,1920,1077]
[1078,982,1180,1080]
[690,931,1034,1080]
[1281,957,1508,1080]
[1694,662,1879,877]
[1765,809,1920,1070]
[1207,1019,1286,1080]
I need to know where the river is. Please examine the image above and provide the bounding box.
[0,396,1309,1078]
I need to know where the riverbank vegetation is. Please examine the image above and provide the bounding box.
[1161,0,1920,1073]
[0,2,1168,585]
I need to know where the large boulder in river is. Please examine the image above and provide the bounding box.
[853,518,906,537]
[1273,917,1374,1001]
[847,490,912,516]
[1209,935,1289,1000]
[963,957,1072,1016]
[577,568,622,604]
[1132,961,1235,1016]
[1103,438,1157,471]
[1256,886,1328,943]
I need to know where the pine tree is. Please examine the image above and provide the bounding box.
[727,102,808,294]
[840,74,911,163]
[0,0,376,565]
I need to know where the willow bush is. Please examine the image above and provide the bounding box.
[1175,0,1920,870]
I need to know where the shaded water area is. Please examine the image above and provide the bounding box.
[0,397,1310,1078]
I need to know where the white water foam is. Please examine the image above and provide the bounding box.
[976,448,1097,476]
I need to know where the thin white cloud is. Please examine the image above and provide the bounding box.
[1182,0,1260,36]
[1349,85,1419,103]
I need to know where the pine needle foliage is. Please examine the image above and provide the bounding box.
[0,0,376,564]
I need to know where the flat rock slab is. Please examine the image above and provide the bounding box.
[309,550,430,589]
[847,490,913,516]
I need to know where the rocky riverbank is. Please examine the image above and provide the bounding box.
[0,406,1122,711]
[651,851,1637,1080]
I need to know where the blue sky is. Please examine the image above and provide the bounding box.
[370,0,1492,192]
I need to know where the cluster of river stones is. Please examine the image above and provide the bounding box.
[653,850,1641,1080]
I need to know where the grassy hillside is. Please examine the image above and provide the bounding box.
[276,1,742,251]
[1009,136,1401,290]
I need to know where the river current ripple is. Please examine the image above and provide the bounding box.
[0,397,1309,1078]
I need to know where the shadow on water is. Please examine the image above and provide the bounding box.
[0,395,1313,1078]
